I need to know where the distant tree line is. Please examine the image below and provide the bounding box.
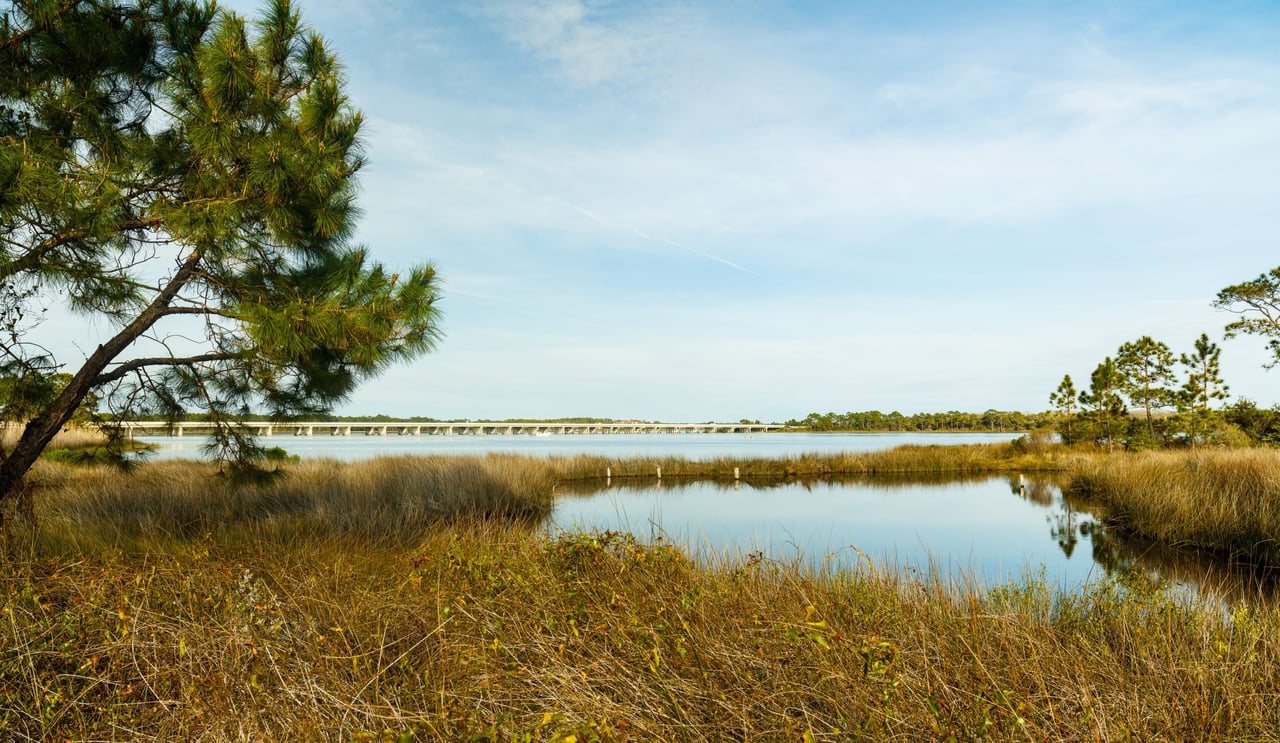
[786,410,1053,433]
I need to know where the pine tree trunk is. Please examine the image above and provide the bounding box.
[0,369,96,501]
[0,252,200,512]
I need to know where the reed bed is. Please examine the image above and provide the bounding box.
[5,444,1280,738]
[28,454,555,546]
[1069,448,1280,565]
[0,424,107,452]
[548,441,1067,483]
[3,524,1278,741]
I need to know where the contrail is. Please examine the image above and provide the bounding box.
[448,161,761,277]
[567,203,762,276]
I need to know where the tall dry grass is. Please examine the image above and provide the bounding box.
[1069,448,1280,564]
[3,525,1278,741]
[0,424,107,451]
[548,441,1067,483]
[7,444,1280,738]
[29,454,555,545]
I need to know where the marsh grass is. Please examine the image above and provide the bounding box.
[30,454,555,546]
[553,470,1008,497]
[4,525,1279,741]
[1070,448,1280,564]
[7,445,1280,738]
[0,424,107,452]
[548,441,1067,483]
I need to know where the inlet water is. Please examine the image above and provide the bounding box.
[552,475,1275,604]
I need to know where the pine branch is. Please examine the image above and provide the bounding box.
[159,305,241,320]
[94,352,239,386]
[0,0,79,54]
[1,217,165,281]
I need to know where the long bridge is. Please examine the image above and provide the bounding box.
[116,421,786,437]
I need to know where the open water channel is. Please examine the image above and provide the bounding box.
[144,431,1274,603]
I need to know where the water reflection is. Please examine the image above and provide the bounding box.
[552,473,1280,605]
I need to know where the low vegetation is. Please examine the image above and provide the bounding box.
[1070,448,1280,565]
[5,443,1280,739]
[1,425,107,454]
[547,438,1070,483]
[3,524,1278,741]
[25,455,554,550]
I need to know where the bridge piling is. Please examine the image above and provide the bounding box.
[110,421,787,438]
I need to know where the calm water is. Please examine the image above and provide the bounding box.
[552,475,1278,603]
[142,431,1021,460]
[140,430,1273,601]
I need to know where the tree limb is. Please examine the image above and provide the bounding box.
[93,352,239,387]
[0,217,165,282]
[0,248,203,500]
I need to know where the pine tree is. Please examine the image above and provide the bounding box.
[1048,373,1077,443]
[1079,358,1125,449]
[0,1,442,514]
[1115,336,1175,441]
[1215,267,1280,367]
[1177,333,1229,446]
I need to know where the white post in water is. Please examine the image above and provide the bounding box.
[656,466,662,479]
[734,467,740,481]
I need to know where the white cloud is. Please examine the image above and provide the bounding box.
[471,0,688,86]
[297,3,1280,416]
[348,5,1280,264]
[1049,78,1273,121]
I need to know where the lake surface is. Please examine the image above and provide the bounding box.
[143,431,1021,460]
[552,475,1278,604]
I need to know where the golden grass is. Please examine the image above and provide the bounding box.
[547,441,1068,483]
[0,424,108,451]
[28,454,555,546]
[3,525,1278,741]
[1069,448,1280,564]
[5,444,1280,738]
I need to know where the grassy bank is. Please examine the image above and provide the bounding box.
[2,424,156,466]
[2,425,112,463]
[5,445,1280,738]
[547,440,1069,482]
[19,440,1280,568]
[26,455,555,548]
[4,525,1278,741]
[1,425,107,452]
[1069,448,1280,565]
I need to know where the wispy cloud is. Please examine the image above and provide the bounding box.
[275,1,1280,416]
[470,0,691,86]
[359,6,1280,247]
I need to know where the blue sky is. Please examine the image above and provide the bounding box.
[194,1,1280,419]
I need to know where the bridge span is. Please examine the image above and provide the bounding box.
[116,421,786,437]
